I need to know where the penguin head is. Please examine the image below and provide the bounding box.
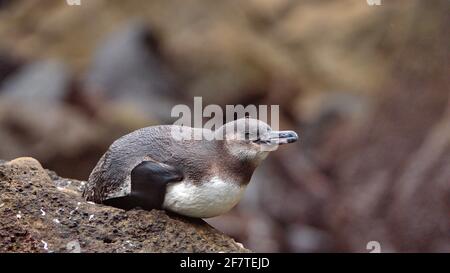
[215,118,298,162]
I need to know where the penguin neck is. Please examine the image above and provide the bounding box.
[213,140,260,184]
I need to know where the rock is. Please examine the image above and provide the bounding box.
[0,53,21,88]
[0,100,117,179]
[83,22,179,123]
[0,157,249,253]
[0,60,71,104]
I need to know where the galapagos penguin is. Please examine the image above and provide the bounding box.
[82,118,298,218]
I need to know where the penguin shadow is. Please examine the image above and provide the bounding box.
[163,210,209,226]
[123,206,208,227]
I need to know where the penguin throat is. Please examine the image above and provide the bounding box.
[227,144,269,164]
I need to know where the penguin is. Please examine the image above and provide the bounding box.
[82,118,298,218]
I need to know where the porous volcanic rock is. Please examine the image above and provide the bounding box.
[0,157,249,253]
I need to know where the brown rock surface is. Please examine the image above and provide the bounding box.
[0,157,249,253]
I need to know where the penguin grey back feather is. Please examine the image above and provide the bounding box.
[82,125,255,203]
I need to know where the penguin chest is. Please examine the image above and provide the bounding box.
[162,177,246,218]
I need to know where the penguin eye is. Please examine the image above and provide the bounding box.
[252,130,264,144]
[253,137,263,144]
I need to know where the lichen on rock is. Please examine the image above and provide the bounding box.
[0,157,249,253]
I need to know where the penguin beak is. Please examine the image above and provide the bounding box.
[266,130,299,145]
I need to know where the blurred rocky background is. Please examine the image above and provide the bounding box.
[0,0,448,252]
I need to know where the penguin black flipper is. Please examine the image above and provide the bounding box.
[103,161,184,211]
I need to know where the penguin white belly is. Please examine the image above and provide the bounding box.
[162,176,246,218]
